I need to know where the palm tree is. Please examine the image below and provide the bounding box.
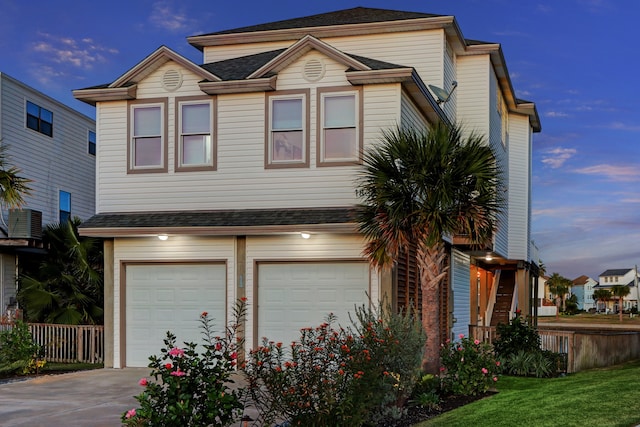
[547,273,571,320]
[356,122,501,374]
[611,285,631,322]
[592,289,611,313]
[18,218,104,324]
[0,141,32,217]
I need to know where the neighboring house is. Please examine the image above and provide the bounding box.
[594,268,639,313]
[0,72,96,317]
[572,275,597,311]
[535,274,556,317]
[74,7,541,368]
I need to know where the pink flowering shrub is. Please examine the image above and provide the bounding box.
[121,299,247,426]
[439,334,500,396]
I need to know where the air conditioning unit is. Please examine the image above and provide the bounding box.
[8,209,43,239]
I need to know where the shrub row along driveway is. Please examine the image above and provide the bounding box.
[0,368,148,426]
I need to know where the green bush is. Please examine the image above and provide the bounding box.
[506,349,558,378]
[493,317,540,360]
[122,299,246,427]
[243,302,426,427]
[0,321,42,375]
[439,335,500,396]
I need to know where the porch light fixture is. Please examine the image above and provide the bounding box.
[158,234,169,241]
[300,232,311,239]
[485,253,493,261]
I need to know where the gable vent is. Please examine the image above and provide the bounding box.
[303,59,325,82]
[162,69,183,92]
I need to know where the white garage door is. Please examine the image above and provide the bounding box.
[125,263,226,367]
[258,262,369,347]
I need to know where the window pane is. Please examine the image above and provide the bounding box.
[272,131,303,161]
[324,95,355,128]
[134,137,162,167]
[133,106,161,136]
[324,128,357,160]
[27,101,39,117]
[59,191,71,211]
[272,99,302,130]
[41,121,53,137]
[26,115,39,131]
[182,103,210,134]
[40,108,53,123]
[182,135,211,165]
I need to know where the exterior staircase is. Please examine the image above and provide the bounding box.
[490,270,515,326]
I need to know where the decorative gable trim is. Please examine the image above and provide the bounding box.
[110,45,221,88]
[199,76,277,94]
[73,85,137,106]
[247,35,370,80]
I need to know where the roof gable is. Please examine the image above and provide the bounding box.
[110,45,220,88]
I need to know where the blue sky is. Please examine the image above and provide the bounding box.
[0,0,638,281]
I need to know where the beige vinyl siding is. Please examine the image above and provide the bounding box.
[507,114,531,261]
[204,30,445,88]
[400,91,429,132]
[455,55,489,138]
[442,38,457,122]
[245,234,379,348]
[490,70,508,256]
[0,253,16,314]
[0,73,95,225]
[111,236,236,368]
[95,55,400,213]
[451,248,470,339]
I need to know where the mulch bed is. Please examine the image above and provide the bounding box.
[375,391,498,426]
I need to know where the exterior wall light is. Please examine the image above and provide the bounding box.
[158,234,169,241]
[485,253,493,261]
[300,232,311,239]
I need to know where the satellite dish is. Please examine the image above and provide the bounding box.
[428,80,458,105]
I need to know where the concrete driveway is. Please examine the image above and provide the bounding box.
[0,368,149,427]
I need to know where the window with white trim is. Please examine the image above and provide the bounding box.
[177,99,214,170]
[266,91,308,168]
[318,87,362,165]
[59,190,71,223]
[129,100,166,172]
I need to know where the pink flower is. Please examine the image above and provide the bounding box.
[230,351,237,360]
[138,378,148,386]
[201,311,208,318]
[170,368,186,377]
[125,409,136,419]
[493,376,498,382]
[168,347,185,357]
[215,342,222,351]
[474,339,480,345]
[439,366,446,372]
[458,333,465,339]
[164,363,172,370]
[496,361,501,367]
[481,368,488,374]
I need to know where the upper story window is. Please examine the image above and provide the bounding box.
[176,97,215,171]
[26,101,53,137]
[88,130,96,156]
[318,86,362,166]
[59,190,71,223]
[265,90,309,168]
[128,99,167,173]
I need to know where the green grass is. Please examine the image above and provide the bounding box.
[416,360,640,427]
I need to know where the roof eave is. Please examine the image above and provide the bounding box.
[188,16,456,49]
[78,222,357,238]
[72,85,138,106]
[199,76,277,94]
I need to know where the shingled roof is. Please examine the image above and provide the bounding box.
[197,7,443,37]
[79,207,358,236]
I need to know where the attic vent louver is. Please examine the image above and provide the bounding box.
[162,69,183,92]
[303,59,325,82]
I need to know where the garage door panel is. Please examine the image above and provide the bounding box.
[126,263,226,367]
[258,262,369,346]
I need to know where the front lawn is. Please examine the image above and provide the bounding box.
[417,359,640,427]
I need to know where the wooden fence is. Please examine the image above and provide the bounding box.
[0,323,104,364]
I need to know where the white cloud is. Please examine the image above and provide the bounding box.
[31,32,118,70]
[544,111,569,118]
[606,122,640,132]
[149,1,191,32]
[573,164,640,182]
[541,147,576,168]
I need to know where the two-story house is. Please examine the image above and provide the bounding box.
[74,7,540,368]
[594,268,639,312]
[572,275,597,311]
[0,72,96,317]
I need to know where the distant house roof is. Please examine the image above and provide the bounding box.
[572,275,590,286]
[599,268,633,277]
[194,7,444,37]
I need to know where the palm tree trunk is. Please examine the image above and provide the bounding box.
[416,240,448,374]
[555,297,560,320]
[619,297,624,322]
